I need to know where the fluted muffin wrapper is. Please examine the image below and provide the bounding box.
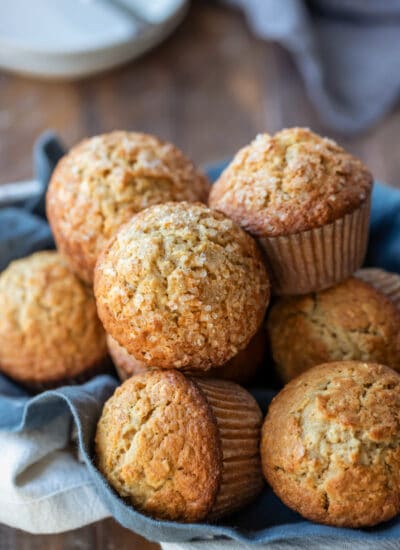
[259,195,371,296]
[114,358,260,385]
[356,268,400,310]
[111,345,262,385]
[114,363,130,382]
[193,378,263,519]
[113,358,199,382]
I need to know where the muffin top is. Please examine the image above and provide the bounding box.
[261,361,400,527]
[95,201,270,370]
[0,251,107,385]
[209,128,372,237]
[108,327,266,384]
[267,276,400,382]
[47,131,210,283]
[95,369,222,521]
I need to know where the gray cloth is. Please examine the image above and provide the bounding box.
[226,0,400,133]
[0,131,61,271]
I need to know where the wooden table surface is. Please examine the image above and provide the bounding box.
[1,1,400,548]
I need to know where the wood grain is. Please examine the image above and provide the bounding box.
[0,519,159,550]
[1,1,399,186]
[1,1,400,548]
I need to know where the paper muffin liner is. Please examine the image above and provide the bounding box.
[193,378,264,519]
[115,358,262,385]
[207,327,266,385]
[114,363,130,382]
[259,196,371,295]
[356,268,400,310]
[107,335,148,382]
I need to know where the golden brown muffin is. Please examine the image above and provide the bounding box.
[47,131,210,283]
[209,128,372,295]
[95,201,270,371]
[96,369,263,522]
[267,275,400,382]
[108,326,266,384]
[356,267,400,310]
[0,251,108,389]
[209,128,372,236]
[261,361,400,528]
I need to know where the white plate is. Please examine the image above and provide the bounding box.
[0,0,188,80]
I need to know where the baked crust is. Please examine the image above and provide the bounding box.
[267,276,400,382]
[95,369,222,522]
[209,127,372,237]
[95,202,270,371]
[261,361,400,527]
[47,131,210,283]
[0,251,107,386]
[107,326,266,384]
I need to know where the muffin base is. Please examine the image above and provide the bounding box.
[14,357,112,393]
[114,363,132,382]
[193,378,264,519]
[110,328,266,385]
[259,196,371,295]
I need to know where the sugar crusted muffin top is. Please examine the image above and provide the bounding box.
[95,369,222,521]
[108,327,266,384]
[47,131,210,283]
[262,361,400,527]
[95,201,270,370]
[0,251,107,385]
[209,127,373,236]
[267,276,400,382]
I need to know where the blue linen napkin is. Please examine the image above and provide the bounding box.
[1,134,400,542]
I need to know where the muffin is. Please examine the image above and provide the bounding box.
[95,201,270,371]
[356,267,400,310]
[209,128,373,295]
[107,335,146,381]
[47,131,210,283]
[108,326,266,384]
[267,274,400,382]
[0,251,108,389]
[96,369,263,522]
[261,361,400,527]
